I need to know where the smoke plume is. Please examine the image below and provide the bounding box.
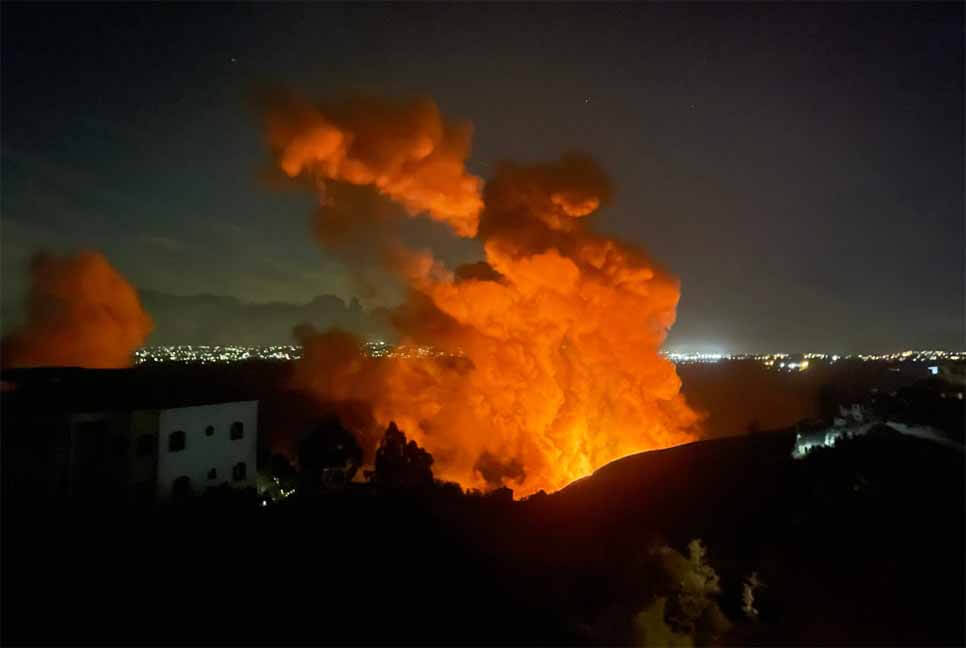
[272,92,699,495]
[1,251,153,369]
[264,92,483,237]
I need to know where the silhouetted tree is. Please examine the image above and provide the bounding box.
[298,416,363,493]
[371,421,434,490]
[271,453,298,489]
[485,486,514,506]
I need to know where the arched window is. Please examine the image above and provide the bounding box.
[172,476,192,499]
[232,462,247,481]
[168,430,186,452]
[230,421,244,440]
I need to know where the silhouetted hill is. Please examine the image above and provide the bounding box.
[2,363,963,646]
[531,429,964,645]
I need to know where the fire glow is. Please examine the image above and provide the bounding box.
[267,92,700,496]
[1,252,153,370]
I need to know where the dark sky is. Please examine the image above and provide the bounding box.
[2,3,962,353]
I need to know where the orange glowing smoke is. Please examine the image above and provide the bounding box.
[1,251,153,369]
[265,93,483,237]
[273,95,699,495]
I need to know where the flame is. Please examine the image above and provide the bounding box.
[272,94,699,495]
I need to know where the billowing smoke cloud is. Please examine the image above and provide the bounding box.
[264,92,484,237]
[273,93,699,495]
[1,251,153,369]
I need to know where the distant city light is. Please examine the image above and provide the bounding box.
[134,345,303,364]
[661,349,963,369]
[134,345,965,367]
[134,341,462,365]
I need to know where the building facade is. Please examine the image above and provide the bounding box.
[2,368,259,504]
[152,401,258,498]
[65,401,259,501]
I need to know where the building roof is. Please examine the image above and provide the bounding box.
[1,365,267,416]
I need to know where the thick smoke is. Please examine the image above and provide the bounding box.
[1,251,153,369]
[264,92,484,237]
[273,93,699,495]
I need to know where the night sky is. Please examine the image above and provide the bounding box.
[2,3,962,353]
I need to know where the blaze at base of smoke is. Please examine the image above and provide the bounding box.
[292,237,699,496]
[1,251,153,369]
[271,94,700,496]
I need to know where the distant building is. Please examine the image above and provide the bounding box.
[792,403,963,459]
[2,367,258,504]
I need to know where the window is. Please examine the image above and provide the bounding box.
[136,434,155,457]
[172,476,192,499]
[168,430,186,452]
[207,468,217,480]
[205,425,215,437]
[232,462,247,481]
[230,422,244,440]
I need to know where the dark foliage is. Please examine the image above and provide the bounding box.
[371,421,435,491]
[2,363,963,645]
[298,416,363,493]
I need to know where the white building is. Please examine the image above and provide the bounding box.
[64,401,259,501]
[144,400,258,499]
[2,368,259,503]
